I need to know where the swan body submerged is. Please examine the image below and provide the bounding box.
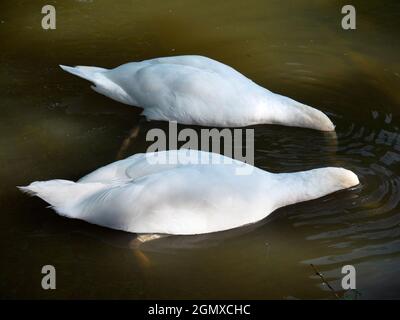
[60,55,334,131]
[19,150,358,235]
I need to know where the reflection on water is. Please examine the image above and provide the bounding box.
[0,0,399,299]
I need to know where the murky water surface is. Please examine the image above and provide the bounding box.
[1,0,399,299]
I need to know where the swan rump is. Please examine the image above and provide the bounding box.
[60,55,335,131]
[19,150,359,235]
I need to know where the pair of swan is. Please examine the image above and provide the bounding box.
[20,55,359,236]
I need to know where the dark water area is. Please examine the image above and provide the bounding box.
[0,0,399,299]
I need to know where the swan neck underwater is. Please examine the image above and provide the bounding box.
[267,167,359,211]
[255,89,335,131]
[19,151,359,235]
[59,55,335,131]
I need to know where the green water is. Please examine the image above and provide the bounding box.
[0,0,399,299]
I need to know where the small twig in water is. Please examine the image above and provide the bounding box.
[310,264,340,299]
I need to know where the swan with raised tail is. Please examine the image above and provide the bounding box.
[19,150,358,235]
[60,55,334,130]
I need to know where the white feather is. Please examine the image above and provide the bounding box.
[19,150,359,235]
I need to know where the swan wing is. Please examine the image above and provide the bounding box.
[111,62,256,126]
[142,55,247,80]
[78,150,247,184]
[75,162,269,235]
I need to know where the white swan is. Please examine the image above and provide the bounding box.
[19,150,358,235]
[60,55,334,131]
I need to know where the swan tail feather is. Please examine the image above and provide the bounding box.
[18,180,105,217]
[59,64,107,82]
[60,64,132,105]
